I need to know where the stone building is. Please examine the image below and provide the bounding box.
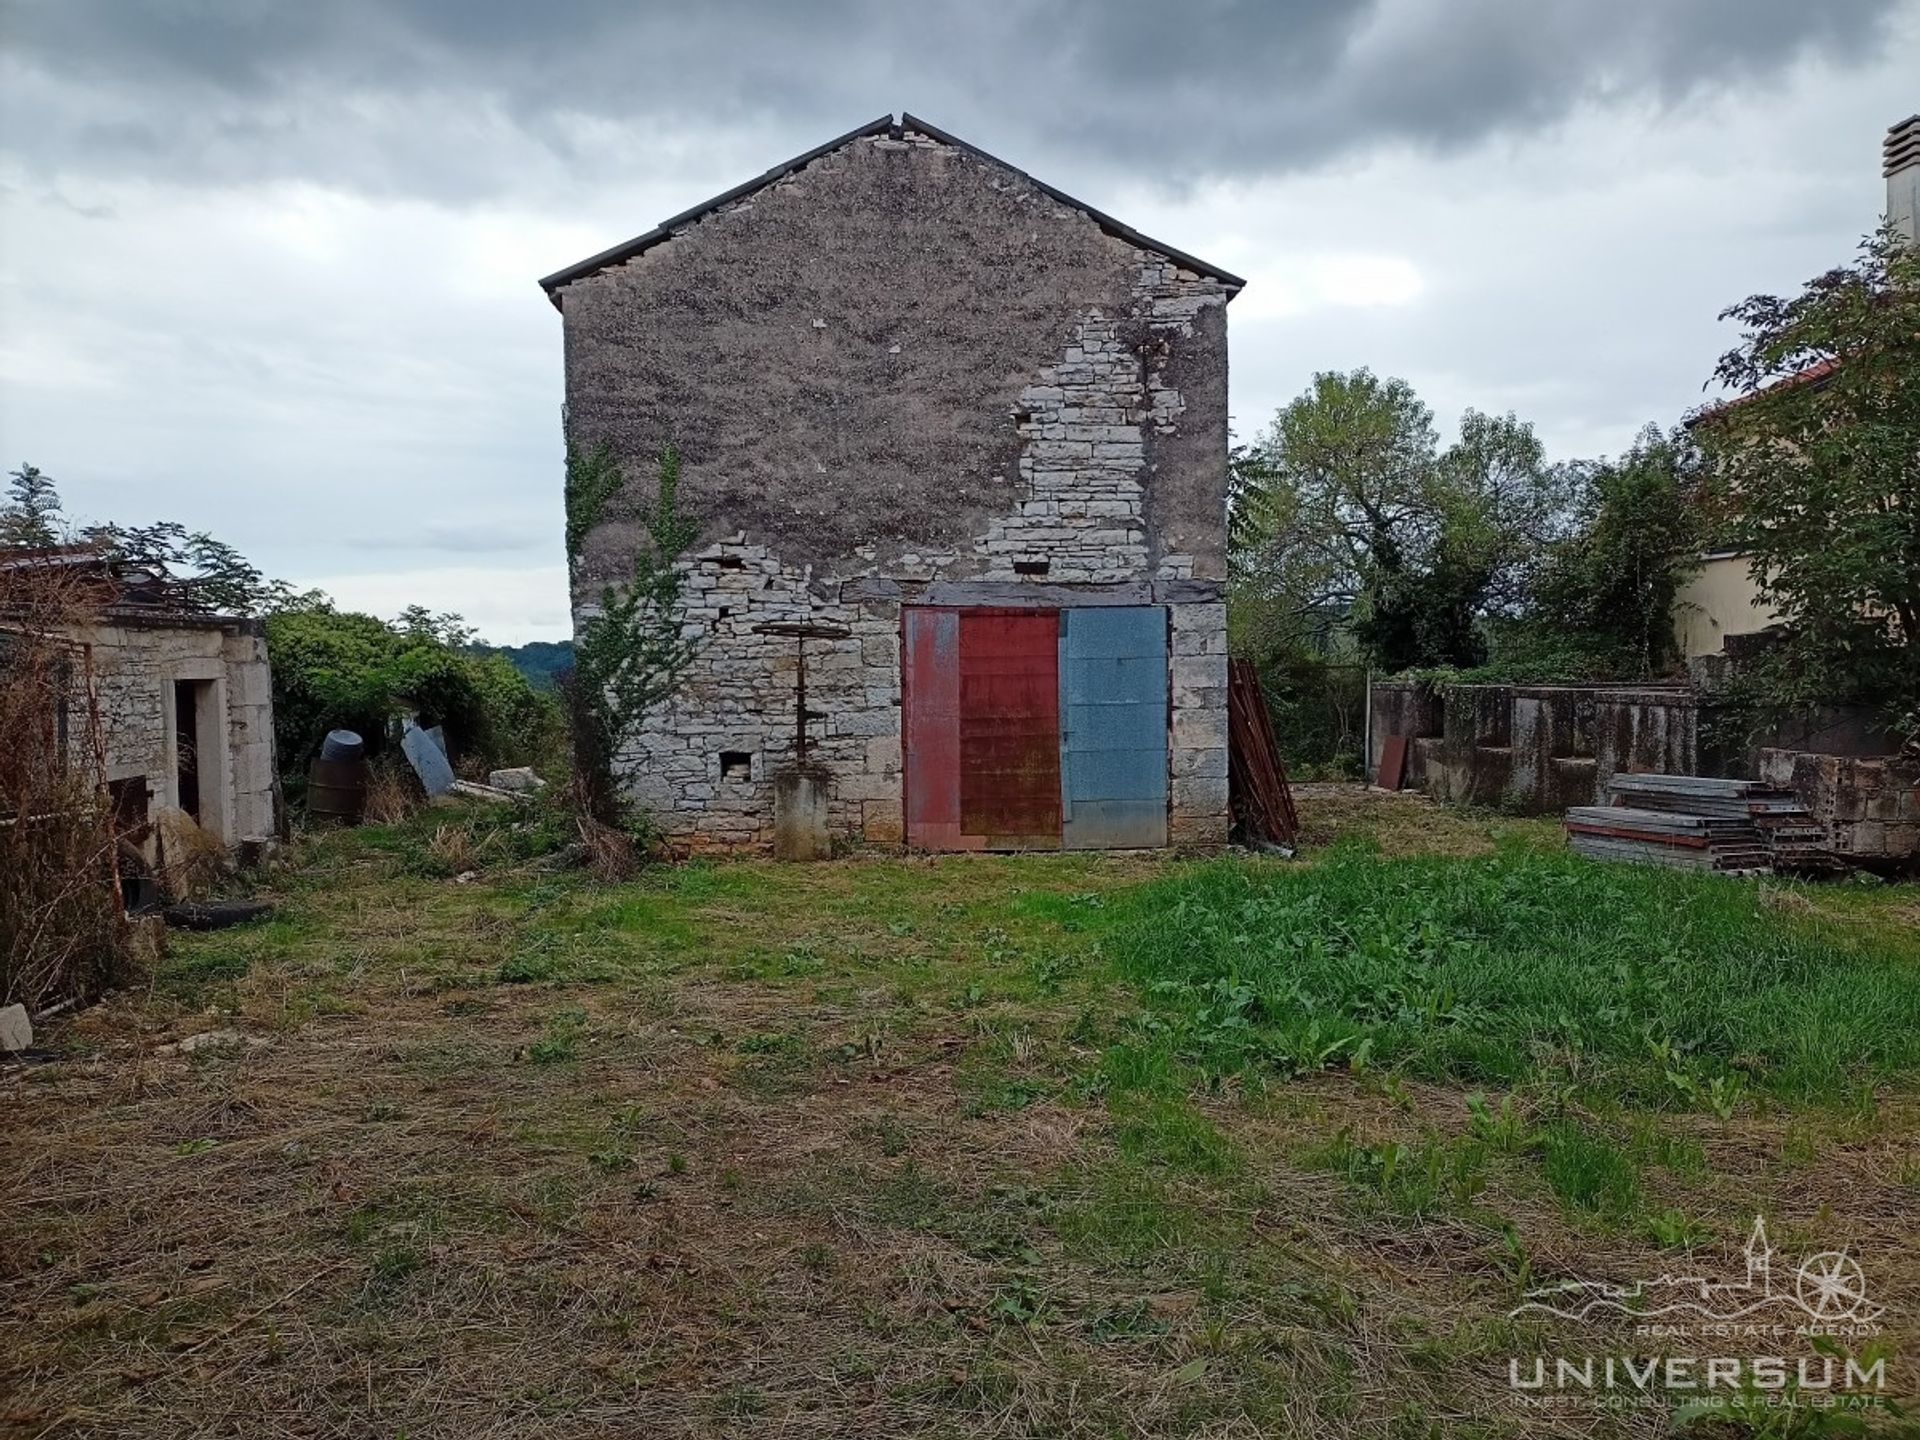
[83,611,277,851]
[541,113,1240,851]
[4,550,278,854]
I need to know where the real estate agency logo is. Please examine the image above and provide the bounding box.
[1502,1217,1894,1414]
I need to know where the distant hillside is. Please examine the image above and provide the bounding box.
[480,639,573,690]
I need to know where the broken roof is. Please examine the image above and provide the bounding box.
[537,111,1245,305]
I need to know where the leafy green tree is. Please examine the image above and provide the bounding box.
[1694,225,1920,735]
[2,463,64,547]
[1232,370,1567,673]
[1530,425,1702,677]
[562,440,700,825]
[1,464,294,614]
[82,518,288,614]
[394,605,479,649]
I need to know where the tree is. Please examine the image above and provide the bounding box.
[1694,225,1920,735]
[1232,370,1568,673]
[1,465,293,613]
[2,463,63,547]
[561,440,700,827]
[394,605,479,649]
[1530,426,1702,677]
[83,519,289,615]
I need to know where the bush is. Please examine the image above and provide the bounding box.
[1256,653,1366,777]
[265,605,561,783]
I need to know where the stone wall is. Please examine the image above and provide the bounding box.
[612,530,1229,851]
[68,614,277,845]
[1757,748,1920,871]
[560,122,1235,852]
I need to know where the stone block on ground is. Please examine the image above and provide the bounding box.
[0,1003,31,1054]
[487,767,548,793]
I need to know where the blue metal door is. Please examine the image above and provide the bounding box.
[1059,606,1168,849]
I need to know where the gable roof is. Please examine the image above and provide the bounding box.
[537,111,1245,305]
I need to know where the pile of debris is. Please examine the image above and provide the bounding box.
[1565,773,1840,876]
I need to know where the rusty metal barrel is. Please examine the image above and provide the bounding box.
[306,756,368,826]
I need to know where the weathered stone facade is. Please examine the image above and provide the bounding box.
[70,613,277,846]
[548,115,1237,851]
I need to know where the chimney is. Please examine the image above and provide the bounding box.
[1887,114,1920,243]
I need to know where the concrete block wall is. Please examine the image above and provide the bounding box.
[1369,680,1697,814]
[1758,748,1920,869]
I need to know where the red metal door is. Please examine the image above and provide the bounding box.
[959,610,1061,848]
[902,607,975,850]
[902,607,1062,850]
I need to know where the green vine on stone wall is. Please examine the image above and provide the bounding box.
[563,439,625,582]
[561,439,701,831]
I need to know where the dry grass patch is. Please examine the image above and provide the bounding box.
[3,802,1916,1438]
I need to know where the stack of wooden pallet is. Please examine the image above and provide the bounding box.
[1564,773,1838,875]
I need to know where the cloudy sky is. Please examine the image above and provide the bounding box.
[1,1,1914,643]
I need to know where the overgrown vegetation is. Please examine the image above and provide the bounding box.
[1695,225,1920,749]
[1233,226,1919,753]
[1230,370,1567,677]
[1228,374,1705,771]
[560,438,698,831]
[266,601,559,781]
[0,560,137,1010]
[1525,423,1704,677]
[1105,840,1920,1104]
[1,464,562,784]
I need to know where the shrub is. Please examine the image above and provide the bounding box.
[265,604,561,783]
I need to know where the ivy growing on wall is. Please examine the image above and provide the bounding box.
[561,438,700,829]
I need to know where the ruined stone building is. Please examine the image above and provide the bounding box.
[541,114,1240,851]
[3,549,278,856]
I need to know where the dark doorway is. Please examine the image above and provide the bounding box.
[173,680,201,821]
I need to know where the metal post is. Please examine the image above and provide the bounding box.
[1363,665,1373,785]
[794,634,809,762]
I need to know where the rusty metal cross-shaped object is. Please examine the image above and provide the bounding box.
[750,620,852,762]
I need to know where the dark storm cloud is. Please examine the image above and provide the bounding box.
[0,0,1899,200]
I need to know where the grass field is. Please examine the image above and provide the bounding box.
[3,789,1918,1438]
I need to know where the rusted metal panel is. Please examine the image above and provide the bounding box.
[958,609,1061,848]
[1228,658,1299,845]
[1377,734,1408,791]
[1059,606,1167,850]
[902,607,975,850]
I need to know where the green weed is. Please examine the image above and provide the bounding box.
[1538,1121,1641,1219]
[528,1009,587,1065]
[1106,847,1920,1104]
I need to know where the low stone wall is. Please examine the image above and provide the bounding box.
[1757,748,1920,870]
[1368,680,1698,814]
